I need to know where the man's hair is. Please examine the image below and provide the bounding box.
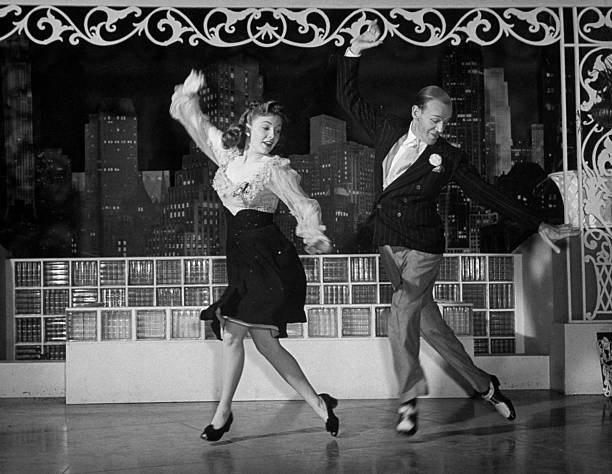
[414,86,452,109]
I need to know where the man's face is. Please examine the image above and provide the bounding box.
[411,99,452,145]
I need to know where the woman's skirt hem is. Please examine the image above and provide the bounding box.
[223,316,280,336]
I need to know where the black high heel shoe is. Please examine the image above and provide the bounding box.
[201,412,233,441]
[319,393,339,437]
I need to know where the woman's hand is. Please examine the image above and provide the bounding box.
[305,236,332,255]
[180,69,206,95]
[350,19,384,55]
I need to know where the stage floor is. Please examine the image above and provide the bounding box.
[1,391,611,473]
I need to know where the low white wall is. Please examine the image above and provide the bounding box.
[0,338,552,403]
[65,338,549,404]
[551,323,612,395]
[476,355,549,389]
[0,362,65,398]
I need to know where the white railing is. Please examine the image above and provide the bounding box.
[8,253,523,360]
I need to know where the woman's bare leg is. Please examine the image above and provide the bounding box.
[210,320,248,428]
[250,328,328,421]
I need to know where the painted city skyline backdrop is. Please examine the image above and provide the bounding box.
[32,34,556,172]
[0,7,566,258]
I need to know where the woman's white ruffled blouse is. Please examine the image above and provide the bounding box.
[170,86,327,247]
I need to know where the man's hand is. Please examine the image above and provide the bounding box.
[538,222,580,254]
[350,19,383,55]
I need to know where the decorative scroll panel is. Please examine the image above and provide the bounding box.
[579,7,612,44]
[578,9,612,320]
[0,6,560,47]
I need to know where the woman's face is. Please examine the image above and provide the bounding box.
[247,114,283,155]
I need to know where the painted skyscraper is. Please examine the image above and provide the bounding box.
[149,147,222,256]
[275,115,374,253]
[439,48,485,251]
[201,59,264,129]
[310,114,347,154]
[311,115,374,252]
[0,36,35,219]
[81,98,156,256]
[35,148,73,256]
[439,48,486,176]
[317,141,375,229]
[538,52,562,173]
[530,123,545,169]
[142,171,170,204]
[484,68,513,180]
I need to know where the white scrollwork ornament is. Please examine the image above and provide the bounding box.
[579,7,612,44]
[584,228,612,320]
[580,46,612,320]
[0,6,561,48]
[598,336,612,397]
[581,51,612,120]
[583,137,612,225]
[603,364,612,398]
[581,137,612,320]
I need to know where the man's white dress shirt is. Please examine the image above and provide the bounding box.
[382,126,426,190]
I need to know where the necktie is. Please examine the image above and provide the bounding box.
[385,139,420,188]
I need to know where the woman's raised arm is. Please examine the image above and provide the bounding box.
[170,70,222,165]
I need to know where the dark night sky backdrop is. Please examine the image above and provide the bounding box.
[28,8,555,174]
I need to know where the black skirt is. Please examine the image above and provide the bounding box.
[201,209,307,339]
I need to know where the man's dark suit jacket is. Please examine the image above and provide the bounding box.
[337,55,542,254]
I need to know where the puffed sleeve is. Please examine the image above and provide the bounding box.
[266,158,331,249]
[170,85,224,166]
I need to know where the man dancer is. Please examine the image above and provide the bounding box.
[336,20,577,435]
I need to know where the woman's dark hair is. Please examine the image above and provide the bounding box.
[222,100,287,150]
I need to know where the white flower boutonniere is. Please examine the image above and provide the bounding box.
[429,153,444,173]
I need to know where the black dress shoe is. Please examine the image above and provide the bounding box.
[201,412,233,441]
[480,375,516,420]
[319,393,339,437]
[397,399,418,436]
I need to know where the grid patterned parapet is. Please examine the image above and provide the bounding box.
[65,304,472,343]
[9,254,521,360]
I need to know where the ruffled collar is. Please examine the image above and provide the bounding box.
[213,153,276,202]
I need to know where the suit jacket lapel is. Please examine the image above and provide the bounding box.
[382,136,405,180]
[378,142,441,198]
[374,128,404,192]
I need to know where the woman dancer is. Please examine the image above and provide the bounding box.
[170,70,339,441]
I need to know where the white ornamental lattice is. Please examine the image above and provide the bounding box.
[579,7,612,44]
[0,6,560,47]
[580,46,612,320]
[598,335,612,397]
